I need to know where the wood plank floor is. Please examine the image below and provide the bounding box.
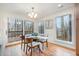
[4,42,76,56]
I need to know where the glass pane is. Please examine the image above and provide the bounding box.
[16,19,23,31]
[56,16,64,40]
[8,18,16,37]
[63,14,72,42]
[38,22,44,34]
[15,19,23,35]
[24,20,33,34]
[8,18,16,31]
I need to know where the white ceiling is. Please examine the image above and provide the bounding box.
[0,3,75,19]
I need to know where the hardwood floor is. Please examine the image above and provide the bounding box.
[4,42,76,56]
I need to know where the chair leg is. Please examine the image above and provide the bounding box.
[38,45,43,53]
[24,43,25,51]
[26,44,28,54]
[38,45,40,53]
[21,41,22,49]
[30,48,32,56]
[42,43,44,50]
[46,40,48,47]
[28,47,31,51]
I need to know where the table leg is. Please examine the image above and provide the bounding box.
[46,40,48,47]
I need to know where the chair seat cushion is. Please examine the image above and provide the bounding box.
[28,42,41,47]
[39,39,47,42]
[37,36,48,42]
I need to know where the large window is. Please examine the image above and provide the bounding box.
[24,20,33,34]
[56,14,72,42]
[38,22,44,34]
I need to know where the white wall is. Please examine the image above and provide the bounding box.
[0,12,8,55]
[34,7,76,49]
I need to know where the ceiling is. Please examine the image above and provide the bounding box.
[0,3,75,19]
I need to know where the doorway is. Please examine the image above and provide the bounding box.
[8,18,34,43]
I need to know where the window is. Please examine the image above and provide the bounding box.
[24,20,33,34]
[8,18,33,42]
[56,14,72,42]
[15,19,23,35]
[8,18,16,37]
[8,19,23,37]
[38,22,44,34]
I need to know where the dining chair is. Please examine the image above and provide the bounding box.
[39,35,48,50]
[25,37,42,56]
[40,40,48,50]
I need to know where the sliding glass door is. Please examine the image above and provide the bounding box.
[56,14,72,42]
[8,19,23,42]
[8,18,33,43]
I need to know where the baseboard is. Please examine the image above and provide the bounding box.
[5,41,21,47]
[48,42,76,51]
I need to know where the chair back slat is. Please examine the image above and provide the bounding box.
[25,38,33,43]
[20,35,25,40]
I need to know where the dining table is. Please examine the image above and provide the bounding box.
[23,35,48,51]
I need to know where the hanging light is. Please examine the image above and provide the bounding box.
[28,7,37,18]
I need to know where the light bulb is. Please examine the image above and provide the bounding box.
[58,4,63,8]
[34,14,37,18]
